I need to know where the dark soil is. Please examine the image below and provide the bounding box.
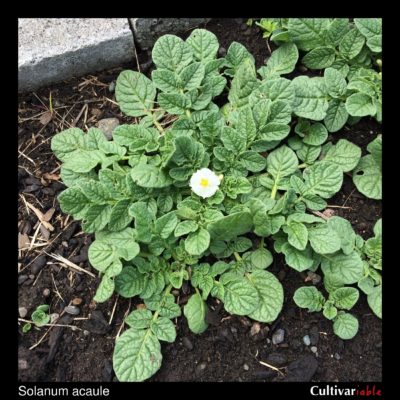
[18,18,382,382]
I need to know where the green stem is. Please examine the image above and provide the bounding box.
[151,284,173,322]
[298,163,308,169]
[271,181,278,199]
[233,252,242,262]
[259,238,264,249]
[153,119,165,134]
[186,109,192,118]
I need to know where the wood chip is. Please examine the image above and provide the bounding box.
[42,173,60,181]
[39,224,51,240]
[39,110,53,125]
[18,233,30,249]
[42,207,55,222]
[26,202,54,231]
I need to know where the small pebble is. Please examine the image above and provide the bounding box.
[83,330,90,336]
[334,353,341,360]
[303,335,311,346]
[243,363,249,371]
[19,307,28,318]
[272,329,285,345]
[250,322,261,336]
[18,275,28,285]
[182,337,193,351]
[43,288,51,297]
[29,274,35,280]
[311,346,318,353]
[64,305,80,316]
[230,327,238,334]
[18,359,28,370]
[195,362,207,375]
[72,298,83,306]
[108,81,115,93]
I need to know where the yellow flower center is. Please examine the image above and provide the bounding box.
[200,178,209,187]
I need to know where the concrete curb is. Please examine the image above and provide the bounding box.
[18,18,210,93]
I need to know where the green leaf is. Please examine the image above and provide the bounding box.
[151,69,180,93]
[31,306,50,327]
[125,309,153,329]
[131,164,172,188]
[116,70,156,117]
[327,216,356,255]
[287,213,324,224]
[345,93,376,117]
[353,155,381,200]
[51,128,85,160]
[151,317,176,342]
[323,302,338,320]
[256,78,295,104]
[63,149,103,173]
[221,126,246,153]
[115,266,145,298]
[78,181,111,204]
[186,29,219,61]
[281,243,314,272]
[108,200,134,231]
[302,46,335,69]
[228,59,259,108]
[258,43,298,78]
[225,42,255,76]
[324,99,348,133]
[373,218,382,238]
[308,224,341,254]
[333,313,359,339]
[297,144,321,164]
[82,204,112,233]
[323,139,361,172]
[283,221,308,251]
[184,292,209,334]
[322,252,364,284]
[367,285,382,318]
[331,287,359,310]
[184,227,210,255]
[354,18,381,52]
[267,145,299,179]
[94,275,115,303]
[58,187,89,218]
[250,248,273,270]
[174,220,199,237]
[155,211,178,239]
[326,19,350,46]
[303,161,343,198]
[96,228,140,261]
[113,328,162,382]
[113,125,158,150]
[324,68,347,98]
[239,151,266,172]
[292,76,328,120]
[223,278,260,316]
[293,286,325,312]
[208,212,253,241]
[237,106,257,144]
[261,123,291,141]
[152,34,193,72]
[88,241,116,272]
[339,28,365,60]
[158,92,190,114]
[179,62,206,91]
[246,270,283,322]
[287,18,329,50]
[301,123,328,146]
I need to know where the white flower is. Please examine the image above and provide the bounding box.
[190,168,221,198]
